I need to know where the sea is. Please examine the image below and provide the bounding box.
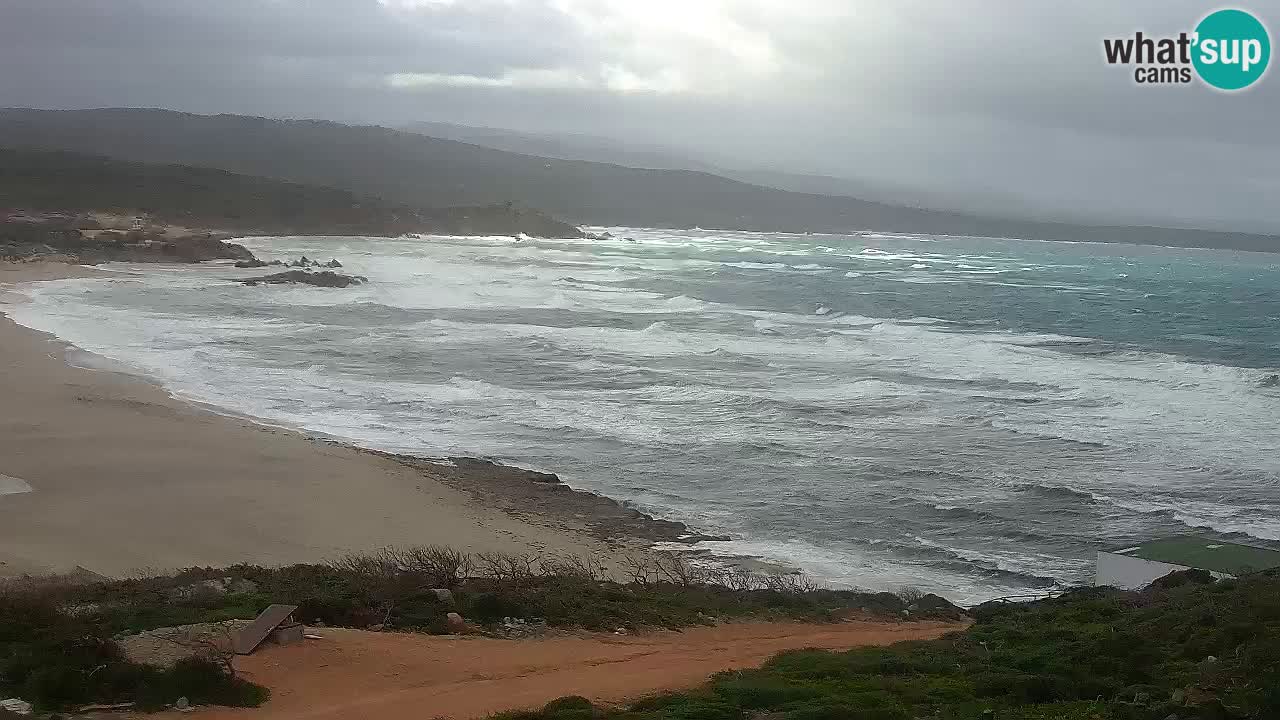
[6,228,1279,604]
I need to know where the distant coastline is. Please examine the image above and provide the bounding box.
[3,107,1277,253]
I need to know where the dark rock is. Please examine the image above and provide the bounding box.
[239,270,366,288]
[431,588,455,605]
[1151,568,1215,590]
[523,470,562,484]
[2,221,253,264]
[286,255,343,268]
[235,258,269,268]
[449,457,561,484]
[377,454,724,544]
[445,612,467,633]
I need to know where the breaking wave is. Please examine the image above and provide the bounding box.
[4,226,1278,602]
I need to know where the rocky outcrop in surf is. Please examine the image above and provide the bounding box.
[234,258,283,269]
[1,218,256,265]
[286,256,343,268]
[238,270,366,288]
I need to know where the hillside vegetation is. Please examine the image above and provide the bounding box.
[5,548,1276,718]
[0,548,956,712]
[1,108,1276,252]
[505,569,1280,720]
[0,147,582,238]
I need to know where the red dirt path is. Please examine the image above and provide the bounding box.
[165,620,966,720]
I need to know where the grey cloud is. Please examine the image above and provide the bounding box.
[1,0,1278,231]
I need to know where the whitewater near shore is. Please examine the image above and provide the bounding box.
[4,225,1278,603]
[0,262,637,578]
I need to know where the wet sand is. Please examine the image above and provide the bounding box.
[0,262,647,578]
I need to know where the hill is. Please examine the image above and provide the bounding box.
[0,147,581,238]
[400,121,1056,223]
[2,108,1276,252]
[402,120,718,173]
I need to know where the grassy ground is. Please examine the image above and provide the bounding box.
[499,569,1280,720]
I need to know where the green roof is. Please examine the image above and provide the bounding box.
[1105,536,1280,576]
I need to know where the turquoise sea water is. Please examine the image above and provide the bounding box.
[8,228,1279,603]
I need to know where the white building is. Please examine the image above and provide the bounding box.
[1096,535,1280,590]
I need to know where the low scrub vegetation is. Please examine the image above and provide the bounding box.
[1,547,954,711]
[15,548,957,639]
[499,569,1280,720]
[0,594,265,712]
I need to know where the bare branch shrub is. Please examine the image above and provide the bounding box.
[384,546,473,588]
[474,551,538,584]
[896,586,926,603]
[537,554,608,582]
[153,623,239,677]
[651,551,707,586]
[762,572,819,593]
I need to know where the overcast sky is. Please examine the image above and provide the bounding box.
[2,1,1278,231]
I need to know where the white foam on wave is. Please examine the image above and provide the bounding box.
[0,474,33,496]
[10,229,1280,598]
[685,536,1040,605]
[911,535,1091,581]
[1103,495,1280,540]
[19,249,1280,484]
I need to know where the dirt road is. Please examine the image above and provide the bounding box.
[172,620,965,720]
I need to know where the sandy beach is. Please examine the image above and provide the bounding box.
[0,262,640,578]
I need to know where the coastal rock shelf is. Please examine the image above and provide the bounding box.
[369,452,731,545]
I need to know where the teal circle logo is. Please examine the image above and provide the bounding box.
[1192,9,1270,90]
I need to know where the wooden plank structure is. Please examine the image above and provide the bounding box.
[234,604,300,655]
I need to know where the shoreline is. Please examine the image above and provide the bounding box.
[0,261,681,579]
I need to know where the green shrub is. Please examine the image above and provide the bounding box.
[0,594,266,711]
[135,657,268,711]
[498,569,1280,720]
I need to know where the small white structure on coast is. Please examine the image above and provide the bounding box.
[1095,535,1280,590]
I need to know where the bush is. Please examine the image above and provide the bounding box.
[10,547,963,642]
[499,569,1280,720]
[0,594,266,711]
[135,657,268,711]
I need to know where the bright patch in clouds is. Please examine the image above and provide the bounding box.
[378,0,806,96]
[386,66,687,93]
[388,68,590,91]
